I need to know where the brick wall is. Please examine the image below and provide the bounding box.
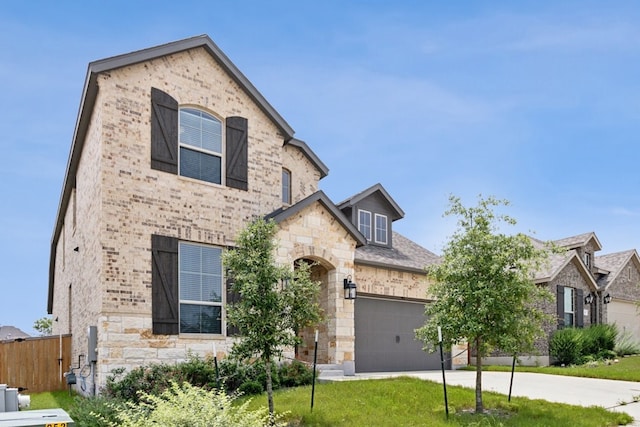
[51,47,325,390]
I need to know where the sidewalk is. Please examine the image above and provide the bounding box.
[322,370,640,425]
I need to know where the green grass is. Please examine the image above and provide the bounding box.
[478,354,640,381]
[244,377,633,426]
[27,358,640,426]
[27,389,75,411]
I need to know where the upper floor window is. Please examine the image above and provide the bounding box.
[179,108,222,184]
[282,168,291,205]
[179,242,223,334]
[563,287,575,327]
[358,210,372,241]
[584,252,591,268]
[374,214,388,244]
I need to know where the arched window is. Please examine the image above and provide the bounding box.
[179,108,222,184]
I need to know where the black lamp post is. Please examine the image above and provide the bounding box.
[343,276,356,300]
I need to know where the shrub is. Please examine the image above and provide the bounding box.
[582,324,617,357]
[218,357,281,395]
[615,330,640,356]
[104,363,176,403]
[279,360,314,387]
[89,381,282,427]
[68,395,124,427]
[550,328,583,365]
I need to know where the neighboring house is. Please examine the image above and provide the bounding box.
[0,326,30,341]
[485,232,640,366]
[595,249,640,342]
[47,35,441,394]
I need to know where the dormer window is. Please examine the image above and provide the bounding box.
[374,214,388,244]
[358,210,372,241]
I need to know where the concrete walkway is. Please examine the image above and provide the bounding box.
[321,370,640,425]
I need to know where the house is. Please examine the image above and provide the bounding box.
[0,326,30,342]
[484,232,640,366]
[47,35,442,394]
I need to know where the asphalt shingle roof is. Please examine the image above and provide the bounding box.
[355,231,440,272]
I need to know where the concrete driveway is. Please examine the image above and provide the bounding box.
[323,370,640,425]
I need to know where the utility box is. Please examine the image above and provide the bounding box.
[88,326,97,363]
[4,388,17,412]
[0,408,75,426]
[0,384,5,412]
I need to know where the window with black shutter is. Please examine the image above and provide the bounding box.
[151,234,179,335]
[226,275,241,336]
[225,116,248,191]
[150,88,179,174]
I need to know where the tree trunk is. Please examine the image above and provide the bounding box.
[265,358,275,424]
[475,337,484,414]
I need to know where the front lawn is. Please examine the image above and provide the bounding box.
[479,354,640,382]
[26,373,636,426]
[245,376,633,426]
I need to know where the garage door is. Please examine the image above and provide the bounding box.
[355,297,449,372]
[608,299,640,342]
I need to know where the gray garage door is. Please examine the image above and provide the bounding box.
[355,297,449,372]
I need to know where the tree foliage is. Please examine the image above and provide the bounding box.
[33,316,53,336]
[415,195,553,413]
[222,218,322,420]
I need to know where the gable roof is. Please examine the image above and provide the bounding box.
[595,249,640,289]
[554,232,602,252]
[0,325,30,341]
[337,183,405,221]
[265,190,366,247]
[285,138,329,178]
[356,231,440,273]
[534,249,599,290]
[48,35,324,313]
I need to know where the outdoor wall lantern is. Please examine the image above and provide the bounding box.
[343,275,357,300]
[584,293,594,305]
[603,293,612,304]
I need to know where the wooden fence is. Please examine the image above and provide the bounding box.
[0,334,71,393]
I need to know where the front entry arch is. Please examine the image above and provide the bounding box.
[295,259,330,364]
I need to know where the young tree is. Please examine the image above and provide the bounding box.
[33,316,53,336]
[223,218,322,421]
[415,195,553,414]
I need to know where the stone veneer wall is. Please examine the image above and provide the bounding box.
[275,202,359,366]
[355,264,430,300]
[50,47,323,391]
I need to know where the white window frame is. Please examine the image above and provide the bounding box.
[563,287,575,327]
[374,213,388,245]
[178,241,224,334]
[358,209,372,241]
[584,252,591,268]
[178,107,224,185]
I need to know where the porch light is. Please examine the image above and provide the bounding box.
[343,276,357,300]
[603,293,612,304]
[584,293,594,305]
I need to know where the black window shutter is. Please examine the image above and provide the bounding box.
[151,234,179,335]
[575,289,584,328]
[225,116,248,191]
[226,275,241,336]
[556,285,565,329]
[151,87,179,174]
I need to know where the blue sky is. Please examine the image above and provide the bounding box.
[2,1,640,334]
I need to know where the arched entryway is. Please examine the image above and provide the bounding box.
[294,258,331,364]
